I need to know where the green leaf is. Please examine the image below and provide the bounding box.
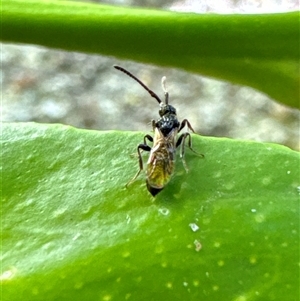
[1,0,299,107]
[2,123,299,301]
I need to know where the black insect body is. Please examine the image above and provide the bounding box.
[114,65,203,196]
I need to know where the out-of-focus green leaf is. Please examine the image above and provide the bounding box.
[1,0,299,107]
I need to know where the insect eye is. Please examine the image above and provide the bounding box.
[169,106,176,115]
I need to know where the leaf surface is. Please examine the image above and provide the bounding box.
[2,123,299,301]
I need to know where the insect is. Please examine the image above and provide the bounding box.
[114,65,203,196]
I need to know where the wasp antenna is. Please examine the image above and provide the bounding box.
[161,76,169,104]
[114,65,162,104]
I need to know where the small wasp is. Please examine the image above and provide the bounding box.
[114,66,203,196]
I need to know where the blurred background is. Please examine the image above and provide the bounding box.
[1,0,299,150]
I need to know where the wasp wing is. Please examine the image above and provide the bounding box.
[146,128,177,192]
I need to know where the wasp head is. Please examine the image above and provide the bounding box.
[159,103,177,117]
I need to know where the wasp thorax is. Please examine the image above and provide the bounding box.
[159,104,177,117]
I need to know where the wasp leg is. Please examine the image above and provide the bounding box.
[131,135,153,158]
[143,134,153,144]
[151,120,156,131]
[178,119,196,133]
[176,132,204,172]
[126,137,152,187]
